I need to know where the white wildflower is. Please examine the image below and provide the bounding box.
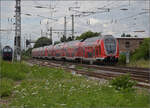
[31,91,38,95]
[21,88,25,92]
[14,90,19,93]
[60,104,66,106]
[45,86,49,90]
[108,85,112,88]
[59,84,62,88]
[87,85,90,88]
[14,84,20,89]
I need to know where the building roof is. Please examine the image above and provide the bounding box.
[117,37,144,40]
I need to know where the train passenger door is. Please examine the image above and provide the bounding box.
[87,46,93,58]
[45,47,48,57]
[95,45,101,57]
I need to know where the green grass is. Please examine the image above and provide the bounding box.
[0,61,150,107]
[128,59,150,68]
[0,78,14,97]
[0,61,30,81]
[22,55,31,60]
[75,65,84,70]
[11,79,150,108]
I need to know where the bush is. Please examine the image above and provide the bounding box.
[22,48,33,57]
[131,38,150,61]
[34,37,52,48]
[109,74,136,91]
[76,30,101,40]
[118,53,126,64]
[0,78,14,97]
[128,59,150,68]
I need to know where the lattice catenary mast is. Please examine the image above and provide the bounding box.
[14,0,21,61]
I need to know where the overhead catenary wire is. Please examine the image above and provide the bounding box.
[3,0,149,46]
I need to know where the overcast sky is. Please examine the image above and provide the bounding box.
[0,0,150,50]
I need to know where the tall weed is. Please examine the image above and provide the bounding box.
[0,78,14,97]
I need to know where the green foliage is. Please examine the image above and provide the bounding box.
[11,72,149,107]
[60,35,74,42]
[60,35,67,42]
[22,48,33,57]
[121,33,131,37]
[0,78,14,97]
[54,41,61,45]
[29,66,67,80]
[1,61,150,107]
[76,30,101,40]
[0,61,30,81]
[110,74,136,91]
[131,38,150,61]
[126,34,131,37]
[128,59,150,68]
[66,36,74,41]
[118,53,126,64]
[34,37,52,48]
[121,33,126,37]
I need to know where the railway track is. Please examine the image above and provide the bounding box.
[27,59,150,89]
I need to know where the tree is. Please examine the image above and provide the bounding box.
[131,38,150,61]
[121,33,132,37]
[126,34,131,37]
[54,41,61,45]
[60,35,74,42]
[22,48,33,57]
[66,36,74,42]
[76,30,101,40]
[60,35,67,42]
[34,37,52,48]
[121,33,126,37]
[134,35,138,37]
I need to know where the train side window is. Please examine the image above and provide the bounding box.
[125,41,130,48]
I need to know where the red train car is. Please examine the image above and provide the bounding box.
[32,35,119,64]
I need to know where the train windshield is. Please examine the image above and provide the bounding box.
[104,36,117,55]
[3,48,12,52]
[4,49,8,52]
[8,49,12,52]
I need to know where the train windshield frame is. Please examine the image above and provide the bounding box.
[3,48,12,52]
[103,35,117,55]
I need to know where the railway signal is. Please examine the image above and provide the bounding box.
[26,40,30,46]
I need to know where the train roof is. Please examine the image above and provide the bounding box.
[65,40,80,45]
[32,35,116,50]
[3,46,13,52]
[82,36,102,42]
[3,46,12,49]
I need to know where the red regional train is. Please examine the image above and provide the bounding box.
[32,35,119,64]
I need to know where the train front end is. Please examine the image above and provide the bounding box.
[101,35,119,64]
[2,46,13,61]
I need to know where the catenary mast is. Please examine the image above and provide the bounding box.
[14,0,21,61]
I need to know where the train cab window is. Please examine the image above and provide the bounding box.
[8,49,12,52]
[125,41,130,48]
[4,49,8,52]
